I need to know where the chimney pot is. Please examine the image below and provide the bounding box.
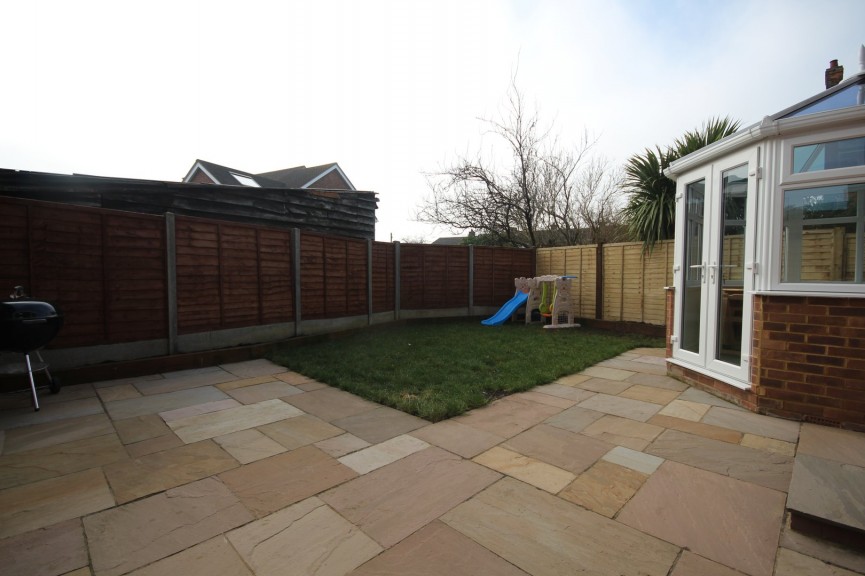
[825,59,844,89]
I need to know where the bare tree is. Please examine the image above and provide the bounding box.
[419,79,624,247]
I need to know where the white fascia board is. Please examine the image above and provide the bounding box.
[303,163,356,190]
[666,105,865,179]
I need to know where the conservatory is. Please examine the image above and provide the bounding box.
[665,52,865,430]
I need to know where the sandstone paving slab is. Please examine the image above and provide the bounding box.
[258,413,344,450]
[502,423,609,474]
[112,413,172,444]
[619,460,785,576]
[452,396,561,439]
[63,568,90,576]
[633,353,668,364]
[740,433,796,457]
[96,383,141,403]
[158,398,241,422]
[133,367,238,395]
[580,414,665,450]
[314,433,372,458]
[677,387,744,410]
[669,551,745,576]
[125,432,184,458]
[2,412,113,454]
[543,405,605,434]
[647,414,743,444]
[40,384,97,405]
[331,406,428,444]
[602,445,664,474]
[225,380,303,404]
[0,518,88,576]
[0,468,114,539]
[553,373,590,386]
[631,347,667,357]
[104,386,230,421]
[219,359,288,378]
[558,460,648,518]
[273,371,319,386]
[702,406,800,443]
[126,536,252,576]
[84,477,253,576]
[0,397,104,430]
[510,390,577,409]
[597,358,667,376]
[227,497,381,576]
[214,428,287,464]
[577,393,662,422]
[0,433,127,490]
[90,373,163,389]
[473,446,575,493]
[657,399,710,422]
[624,372,689,391]
[787,454,865,532]
[580,365,636,381]
[0,429,4,453]
[410,419,504,459]
[618,383,681,405]
[797,422,865,467]
[103,439,238,504]
[220,445,357,517]
[350,520,529,576]
[647,429,793,492]
[774,548,861,576]
[528,383,595,403]
[321,446,501,548]
[295,380,329,391]
[442,477,679,576]
[779,513,865,574]
[574,376,634,395]
[339,434,430,474]
[166,398,303,444]
[283,387,380,422]
[215,375,279,392]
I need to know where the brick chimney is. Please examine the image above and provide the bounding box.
[825,59,844,89]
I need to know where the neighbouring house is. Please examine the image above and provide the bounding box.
[664,52,865,431]
[0,166,376,239]
[183,159,356,191]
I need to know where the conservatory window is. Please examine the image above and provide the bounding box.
[793,136,865,173]
[781,183,864,283]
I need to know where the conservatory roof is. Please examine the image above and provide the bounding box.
[666,65,865,179]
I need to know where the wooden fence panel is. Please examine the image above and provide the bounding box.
[472,247,496,306]
[103,213,167,342]
[220,225,260,328]
[258,228,294,324]
[346,239,369,316]
[399,244,424,309]
[0,201,29,293]
[176,218,221,334]
[446,247,469,308]
[372,242,395,313]
[300,233,326,320]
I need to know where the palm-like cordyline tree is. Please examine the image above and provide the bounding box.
[623,116,741,252]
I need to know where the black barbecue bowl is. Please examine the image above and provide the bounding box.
[0,301,64,353]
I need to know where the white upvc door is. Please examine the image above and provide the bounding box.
[673,148,758,384]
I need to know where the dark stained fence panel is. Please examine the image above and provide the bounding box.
[176,218,221,334]
[258,228,294,324]
[371,242,395,313]
[300,233,326,320]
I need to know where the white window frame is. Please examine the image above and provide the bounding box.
[769,125,865,294]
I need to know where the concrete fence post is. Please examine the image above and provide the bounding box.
[367,239,373,324]
[468,245,475,316]
[394,242,401,320]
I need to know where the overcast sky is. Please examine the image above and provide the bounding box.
[3,0,864,242]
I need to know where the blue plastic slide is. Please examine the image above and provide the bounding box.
[481,292,529,326]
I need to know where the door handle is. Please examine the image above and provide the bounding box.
[689,262,706,283]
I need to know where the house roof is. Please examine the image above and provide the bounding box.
[258,163,355,190]
[667,63,865,179]
[183,160,356,191]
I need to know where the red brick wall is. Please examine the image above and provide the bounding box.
[189,169,215,184]
[752,294,865,431]
[665,287,674,358]
[308,170,351,190]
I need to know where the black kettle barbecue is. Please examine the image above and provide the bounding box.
[0,286,63,410]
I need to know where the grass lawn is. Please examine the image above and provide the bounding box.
[268,319,664,422]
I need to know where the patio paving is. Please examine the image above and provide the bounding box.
[2,347,864,576]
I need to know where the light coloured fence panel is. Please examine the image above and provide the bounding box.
[537,240,673,326]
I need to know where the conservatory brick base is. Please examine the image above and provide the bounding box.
[665,290,865,432]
